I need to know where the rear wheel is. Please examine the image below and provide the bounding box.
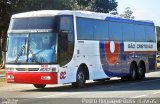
[136,64,145,80]
[121,63,137,81]
[33,84,46,89]
[129,64,137,81]
[72,70,86,87]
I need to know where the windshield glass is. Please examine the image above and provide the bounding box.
[6,33,57,64]
[9,17,57,30]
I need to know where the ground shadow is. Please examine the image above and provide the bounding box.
[21,77,160,93]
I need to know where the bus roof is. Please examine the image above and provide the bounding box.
[12,10,154,26]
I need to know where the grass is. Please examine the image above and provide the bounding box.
[0,78,6,87]
[157,63,160,69]
[157,57,160,69]
[0,68,6,87]
[0,69,5,75]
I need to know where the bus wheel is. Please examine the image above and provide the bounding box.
[33,84,46,89]
[129,63,137,81]
[72,70,86,87]
[136,65,145,80]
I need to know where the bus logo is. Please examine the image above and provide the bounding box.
[60,71,66,79]
[104,41,120,65]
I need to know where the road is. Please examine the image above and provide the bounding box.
[0,71,160,104]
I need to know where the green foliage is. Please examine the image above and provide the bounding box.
[156,26,160,51]
[91,0,118,13]
[120,7,135,19]
[0,0,14,33]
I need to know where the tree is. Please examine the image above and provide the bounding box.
[156,26,160,51]
[76,0,92,10]
[120,7,135,19]
[91,0,118,13]
[0,0,13,38]
[0,0,16,68]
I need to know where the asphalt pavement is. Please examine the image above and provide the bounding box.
[0,71,160,104]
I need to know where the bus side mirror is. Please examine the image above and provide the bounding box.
[1,37,8,52]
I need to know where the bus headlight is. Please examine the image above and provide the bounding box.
[7,75,14,79]
[41,76,51,80]
[6,68,15,71]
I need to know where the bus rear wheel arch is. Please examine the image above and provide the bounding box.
[72,64,89,87]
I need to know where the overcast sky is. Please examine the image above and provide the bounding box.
[117,0,160,26]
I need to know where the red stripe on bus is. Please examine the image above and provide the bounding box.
[6,72,58,84]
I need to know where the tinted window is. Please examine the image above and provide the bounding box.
[93,20,109,40]
[58,16,74,66]
[109,22,122,41]
[134,25,146,42]
[9,17,56,30]
[122,23,134,41]
[60,16,73,31]
[145,26,156,42]
[76,18,93,40]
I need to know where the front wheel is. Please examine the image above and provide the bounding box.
[33,84,46,89]
[72,70,86,87]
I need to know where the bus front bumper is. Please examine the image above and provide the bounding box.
[6,72,58,84]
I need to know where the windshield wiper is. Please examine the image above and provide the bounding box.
[15,45,26,63]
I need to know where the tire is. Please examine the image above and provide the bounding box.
[129,64,137,81]
[33,84,46,89]
[72,69,86,88]
[136,65,145,80]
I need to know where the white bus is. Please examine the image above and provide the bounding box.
[6,10,157,88]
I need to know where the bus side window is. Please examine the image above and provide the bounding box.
[109,21,122,41]
[145,26,156,42]
[122,23,135,42]
[76,17,93,40]
[134,25,146,42]
[93,20,109,40]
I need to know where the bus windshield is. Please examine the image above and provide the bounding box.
[9,17,57,30]
[6,33,57,64]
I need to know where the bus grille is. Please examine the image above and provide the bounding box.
[16,68,39,71]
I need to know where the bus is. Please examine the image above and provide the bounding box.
[5,10,157,88]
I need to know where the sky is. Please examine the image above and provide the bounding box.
[117,0,160,26]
